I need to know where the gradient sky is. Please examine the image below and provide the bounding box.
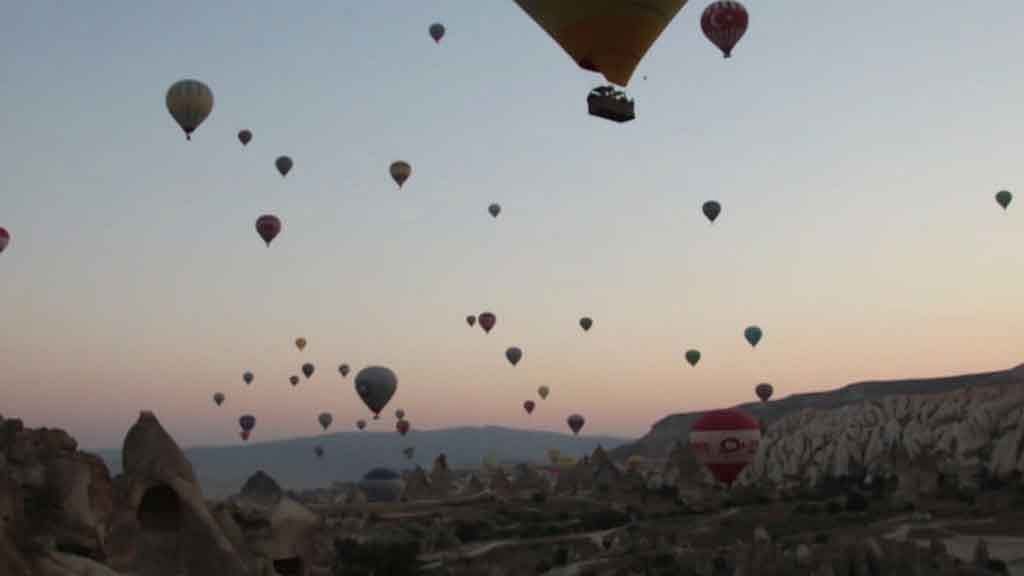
[1,1,1021,451]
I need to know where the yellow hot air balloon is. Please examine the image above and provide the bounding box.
[166,79,214,140]
[513,1,688,87]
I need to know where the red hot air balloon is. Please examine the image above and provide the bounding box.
[524,400,535,415]
[701,1,749,58]
[255,215,281,246]
[688,408,761,486]
[567,414,585,436]
[478,312,496,333]
[396,419,410,436]
[0,227,9,254]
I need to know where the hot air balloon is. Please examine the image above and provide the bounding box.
[513,0,688,122]
[238,129,252,146]
[255,215,282,247]
[466,315,477,327]
[314,445,325,459]
[755,383,773,403]
[239,414,256,441]
[166,79,213,140]
[276,156,293,177]
[289,375,300,387]
[243,371,254,385]
[356,419,367,431]
[429,22,446,43]
[685,349,701,366]
[538,385,550,400]
[390,161,411,188]
[688,408,761,486]
[295,338,307,352]
[702,201,721,223]
[506,347,523,366]
[579,317,593,332]
[701,1,749,58]
[302,362,315,379]
[524,400,536,414]
[396,419,411,436]
[402,446,415,460]
[489,203,501,218]
[567,413,585,436]
[996,190,1013,210]
[744,326,762,348]
[318,412,333,431]
[0,227,10,254]
[213,392,225,406]
[395,409,406,420]
[355,366,398,419]
[338,364,351,378]
[478,312,496,333]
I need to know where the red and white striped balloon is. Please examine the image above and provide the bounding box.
[688,408,761,486]
[701,1,749,58]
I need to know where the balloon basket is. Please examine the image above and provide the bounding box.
[587,86,635,123]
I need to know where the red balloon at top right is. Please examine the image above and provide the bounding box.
[701,1,749,58]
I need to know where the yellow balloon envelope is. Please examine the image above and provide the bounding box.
[513,0,688,87]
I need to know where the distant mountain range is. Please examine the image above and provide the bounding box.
[98,425,629,499]
[610,362,1024,462]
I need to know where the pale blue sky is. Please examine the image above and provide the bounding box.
[0,1,1021,450]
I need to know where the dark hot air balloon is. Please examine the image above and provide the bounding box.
[276,156,293,177]
[238,130,252,146]
[338,364,350,378]
[255,215,281,247]
[996,190,1012,210]
[213,392,225,406]
[744,326,763,347]
[685,349,701,366]
[702,201,721,223]
[478,312,496,333]
[429,22,446,43]
[538,386,550,400]
[395,409,406,420]
[489,203,501,218]
[295,338,307,352]
[524,400,535,414]
[355,366,398,419]
[579,317,593,332]
[390,161,411,188]
[243,371,254,385]
[567,414,585,436]
[755,383,773,403]
[302,362,315,379]
[701,1,749,58]
[396,419,410,436]
[0,227,10,254]
[166,79,213,140]
[506,347,523,366]
[688,408,761,486]
[466,315,476,327]
[356,419,367,430]
[314,445,324,459]
[318,412,333,431]
[239,414,256,442]
[289,375,300,387]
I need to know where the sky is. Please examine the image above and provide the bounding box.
[0,1,1021,451]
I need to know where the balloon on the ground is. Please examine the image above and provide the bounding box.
[276,156,293,177]
[701,1,749,58]
[685,349,701,366]
[688,408,761,486]
[755,382,773,403]
[702,201,721,223]
[567,413,585,436]
[478,312,496,333]
[429,22,446,43]
[390,161,412,188]
[506,347,523,366]
[744,325,763,347]
[512,1,688,86]
[355,366,398,419]
[237,130,252,146]
[166,79,213,140]
[255,215,281,247]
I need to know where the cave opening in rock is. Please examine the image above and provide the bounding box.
[273,556,304,576]
[137,483,182,533]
